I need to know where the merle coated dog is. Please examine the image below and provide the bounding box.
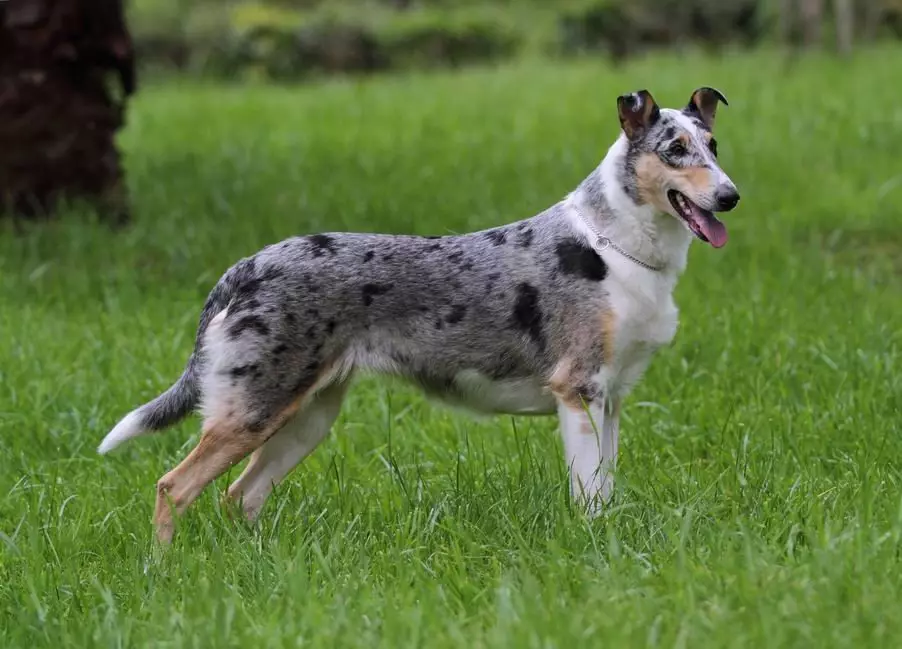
[99,87,740,543]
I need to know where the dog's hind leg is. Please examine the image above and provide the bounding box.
[152,419,260,544]
[226,381,348,522]
[152,395,311,544]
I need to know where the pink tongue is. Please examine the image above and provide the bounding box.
[692,207,728,248]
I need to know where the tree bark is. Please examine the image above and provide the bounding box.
[0,0,136,224]
[778,0,798,44]
[800,0,825,47]
[834,0,854,54]
[862,0,882,41]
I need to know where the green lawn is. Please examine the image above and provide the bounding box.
[1,47,901,647]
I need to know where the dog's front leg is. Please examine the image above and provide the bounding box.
[557,396,620,515]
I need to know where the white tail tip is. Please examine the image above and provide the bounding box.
[98,410,146,454]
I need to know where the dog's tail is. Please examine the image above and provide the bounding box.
[97,361,201,454]
[97,271,238,455]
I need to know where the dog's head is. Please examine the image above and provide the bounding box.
[616,88,740,248]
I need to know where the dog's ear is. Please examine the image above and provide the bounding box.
[685,87,729,130]
[617,90,660,141]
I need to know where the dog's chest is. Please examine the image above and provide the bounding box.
[604,271,680,392]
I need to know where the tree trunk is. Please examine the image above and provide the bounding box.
[0,0,136,224]
[834,0,854,54]
[862,0,882,41]
[800,0,826,47]
[778,0,798,44]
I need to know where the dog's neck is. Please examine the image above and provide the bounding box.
[569,135,692,275]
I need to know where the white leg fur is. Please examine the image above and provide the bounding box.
[558,398,620,515]
[226,383,347,521]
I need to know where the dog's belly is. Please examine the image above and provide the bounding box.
[427,370,556,416]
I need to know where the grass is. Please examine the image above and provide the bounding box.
[2,46,902,647]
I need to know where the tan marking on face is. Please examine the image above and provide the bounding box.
[678,133,690,147]
[635,154,674,211]
[680,166,714,192]
[635,153,716,209]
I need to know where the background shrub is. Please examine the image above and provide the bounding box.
[126,0,902,80]
[558,0,765,61]
[377,8,520,70]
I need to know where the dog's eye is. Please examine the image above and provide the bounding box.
[708,139,718,157]
[668,141,687,157]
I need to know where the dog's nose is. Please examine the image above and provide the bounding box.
[715,186,740,212]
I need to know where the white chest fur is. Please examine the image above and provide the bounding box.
[599,261,681,397]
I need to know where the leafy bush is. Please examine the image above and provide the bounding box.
[376,8,520,69]
[558,0,765,62]
[558,0,631,60]
[125,0,902,80]
[129,2,521,80]
[883,0,902,37]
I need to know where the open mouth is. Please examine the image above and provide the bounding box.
[667,190,728,248]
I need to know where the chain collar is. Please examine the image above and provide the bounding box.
[575,206,664,272]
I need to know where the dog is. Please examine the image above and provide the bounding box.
[99,87,740,544]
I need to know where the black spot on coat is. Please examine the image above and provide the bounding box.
[510,283,545,351]
[229,363,259,378]
[362,283,392,306]
[229,315,270,339]
[516,228,534,248]
[228,266,283,309]
[484,229,507,246]
[555,238,607,281]
[308,234,338,257]
[446,304,467,324]
[391,350,413,366]
[230,296,261,313]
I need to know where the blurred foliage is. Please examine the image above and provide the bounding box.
[125,0,902,80]
[559,0,765,61]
